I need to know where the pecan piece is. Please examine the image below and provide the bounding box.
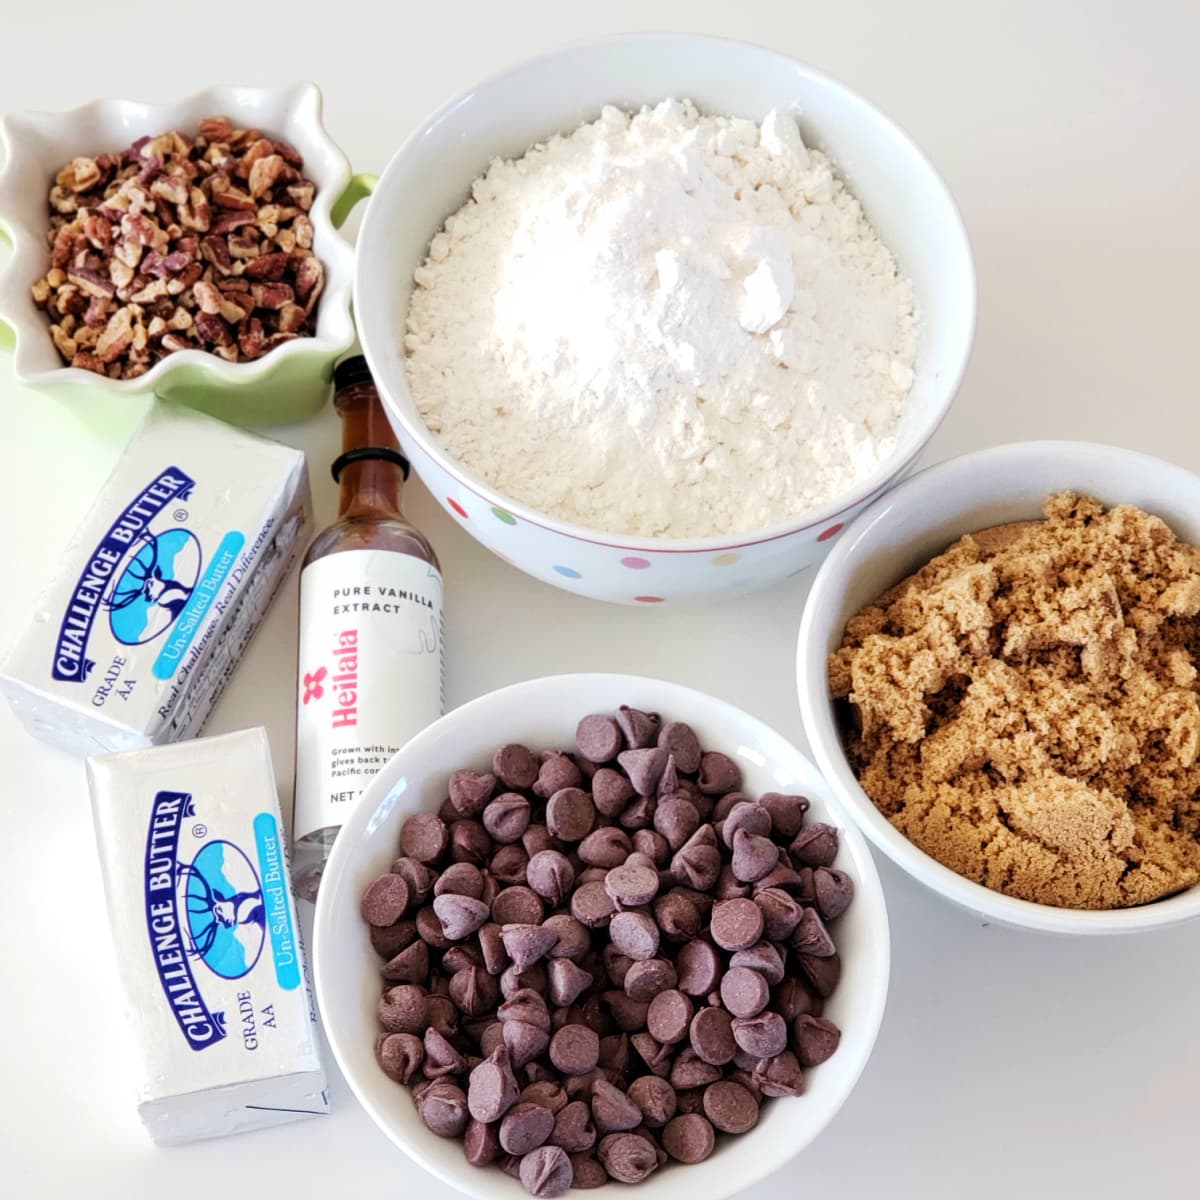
[66,267,115,299]
[276,301,309,334]
[293,254,325,309]
[72,350,105,374]
[200,235,234,273]
[248,154,286,199]
[212,209,256,235]
[243,251,289,281]
[150,173,189,206]
[251,281,294,310]
[237,316,267,359]
[194,310,233,347]
[95,306,134,362]
[193,279,223,315]
[286,182,315,211]
[198,116,233,142]
[84,296,115,327]
[83,214,113,250]
[56,156,102,193]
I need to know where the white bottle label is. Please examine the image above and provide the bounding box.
[294,549,444,842]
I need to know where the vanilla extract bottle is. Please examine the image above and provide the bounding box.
[292,356,444,900]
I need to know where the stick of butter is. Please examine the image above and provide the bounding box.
[87,726,328,1146]
[0,402,310,756]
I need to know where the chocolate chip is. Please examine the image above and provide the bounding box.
[618,747,670,795]
[519,1144,574,1197]
[720,800,772,848]
[499,1101,555,1154]
[697,751,741,795]
[793,1014,842,1067]
[731,827,781,883]
[451,820,493,866]
[464,1116,502,1166]
[732,1011,788,1059]
[592,768,636,817]
[548,957,593,1006]
[632,829,670,865]
[423,1026,467,1078]
[490,844,530,885]
[669,1048,722,1089]
[543,913,590,961]
[491,886,546,927]
[417,1079,469,1137]
[371,917,417,959]
[450,965,500,1017]
[759,792,810,839]
[710,897,764,951]
[625,954,678,1000]
[382,939,430,984]
[657,721,702,774]
[493,743,540,789]
[772,975,823,1021]
[720,965,770,1017]
[399,812,448,863]
[504,1019,551,1069]
[448,769,496,817]
[814,867,855,921]
[674,939,721,996]
[361,873,411,926]
[546,787,596,842]
[549,1099,597,1152]
[570,880,616,928]
[662,1113,714,1164]
[791,822,839,867]
[433,893,491,941]
[654,794,701,852]
[526,850,575,907]
[729,941,786,986]
[628,1074,677,1128]
[433,862,485,899]
[798,950,842,997]
[376,1031,424,1083]
[550,1024,601,1075]
[646,989,693,1044]
[703,1080,759,1134]
[591,1079,643,1133]
[753,1049,807,1097]
[792,906,837,957]
[378,984,427,1034]
[498,988,552,1032]
[608,910,660,961]
[576,714,623,763]
[483,793,532,844]
[616,706,662,750]
[688,1005,737,1066]
[755,886,805,941]
[568,1152,606,1189]
[578,827,632,868]
[532,752,583,799]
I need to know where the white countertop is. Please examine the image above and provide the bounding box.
[2,2,1198,1196]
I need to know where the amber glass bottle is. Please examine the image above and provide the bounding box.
[292,356,444,899]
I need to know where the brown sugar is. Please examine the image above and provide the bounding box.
[830,491,1200,909]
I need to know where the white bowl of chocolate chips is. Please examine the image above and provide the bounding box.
[314,673,889,1200]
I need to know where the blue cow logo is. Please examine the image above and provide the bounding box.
[177,840,266,980]
[104,529,202,646]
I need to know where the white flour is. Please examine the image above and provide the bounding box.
[405,99,918,539]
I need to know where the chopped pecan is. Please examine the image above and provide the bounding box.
[286,182,315,211]
[56,157,102,193]
[31,278,52,306]
[293,213,314,250]
[66,267,115,299]
[274,227,297,254]
[251,281,294,310]
[72,350,105,374]
[95,306,134,362]
[83,214,113,250]
[243,251,289,281]
[147,315,168,338]
[167,307,194,332]
[276,301,308,333]
[194,310,233,347]
[49,185,79,215]
[130,278,170,304]
[193,280,223,314]
[212,185,256,212]
[161,332,193,353]
[293,255,324,309]
[151,173,189,206]
[84,296,115,327]
[237,316,267,358]
[227,229,261,259]
[212,209,256,235]
[248,154,286,199]
[198,116,233,142]
[50,325,77,359]
[200,235,234,272]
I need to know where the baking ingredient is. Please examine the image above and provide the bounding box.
[406,99,917,538]
[361,705,853,1194]
[293,357,444,900]
[831,491,1200,909]
[0,402,309,756]
[86,728,327,1145]
[32,116,324,378]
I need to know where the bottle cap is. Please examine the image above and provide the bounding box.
[333,354,373,392]
[331,447,411,483]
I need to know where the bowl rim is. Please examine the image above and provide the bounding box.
[0,79,356,393]
[355,30,978,553]
[797,438,1200,934]
[313,671,892,1198]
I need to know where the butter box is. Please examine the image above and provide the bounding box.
[0,402,309,756]
[87,727,328,1146]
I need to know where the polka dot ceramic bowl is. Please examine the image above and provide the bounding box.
[354,34,975,604]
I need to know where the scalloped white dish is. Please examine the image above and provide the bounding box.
[0,81,358,425]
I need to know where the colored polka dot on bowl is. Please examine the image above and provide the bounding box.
[620,556,651,570]
[490,506,517,525]
[817,523,844,542]
[553,565,582,579]
[634,595,665,603]
[447,498,469,519]
[713,552,740,567]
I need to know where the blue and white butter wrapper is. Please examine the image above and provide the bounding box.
[0,401,309,756]
[87,727,328,1146]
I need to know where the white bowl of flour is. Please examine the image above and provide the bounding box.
[355,34,975,604]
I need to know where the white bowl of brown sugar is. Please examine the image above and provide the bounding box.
[797,440,1200,935]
